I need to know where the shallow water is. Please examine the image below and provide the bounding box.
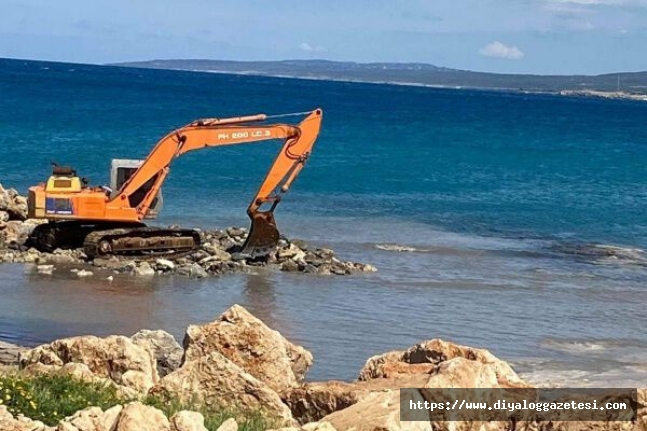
[2,217,647,385]
[1,58,647,385]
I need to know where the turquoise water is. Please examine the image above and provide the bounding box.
[1,57,647,385]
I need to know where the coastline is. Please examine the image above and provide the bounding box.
[106,63,647,102]
[1,305,643,430]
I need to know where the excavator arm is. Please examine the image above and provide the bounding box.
[114,108,323,256]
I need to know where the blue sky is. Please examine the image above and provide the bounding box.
[1,0,646,74]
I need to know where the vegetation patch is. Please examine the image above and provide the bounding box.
[0,374,274,430]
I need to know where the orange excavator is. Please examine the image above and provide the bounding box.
[27,108,323,258]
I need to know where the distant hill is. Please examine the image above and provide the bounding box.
[109,59,647,95]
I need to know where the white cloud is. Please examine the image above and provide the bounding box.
[478,41,525,60]
[299,42,327,53]
[299,42,314,52]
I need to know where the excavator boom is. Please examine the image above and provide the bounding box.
[27,109,323,258]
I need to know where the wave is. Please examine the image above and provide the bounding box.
[374,243,427,253]
[552,243,647,267]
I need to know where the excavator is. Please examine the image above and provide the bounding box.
[26,108,323,259]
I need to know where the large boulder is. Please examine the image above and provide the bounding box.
[286,339,528,427]
[321,390,432,431]
[0,184,28,221]
[56,405,122,431]
[358,338,525,387]
[153,351,295,425]
[115,402,170,431]
[131,330,183,377]
[282,374,430,424]
[0,340,26,366]
[0,405,53,431]
[19,335,159,394]
[183,304,313,393]
[169,411,209,431]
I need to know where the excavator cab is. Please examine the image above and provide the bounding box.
[45,163,82,193]
[110,159,163,219]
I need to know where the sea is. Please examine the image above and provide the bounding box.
[1,57,647,387]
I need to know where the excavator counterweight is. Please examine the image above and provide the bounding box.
[27,108,323,258]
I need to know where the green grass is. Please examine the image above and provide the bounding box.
[142,393,276,431]
[0,374,275,430]
[0,374,122,425]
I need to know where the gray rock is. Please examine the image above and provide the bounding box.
[178,263,208,278]
[93,256,127,270]
[131,262,155,277]
[46,253,78,264]
[226,227,246,237]
[37,264,54,274]
[0,340,25,365]
[131,329,183,377]
[281,261,300,272]
[76,269,93,277]
[219,237,238,250]
[155,258,176,272]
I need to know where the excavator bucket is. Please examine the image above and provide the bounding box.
[240,210,281,258]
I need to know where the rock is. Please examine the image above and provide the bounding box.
[93,256,127,271]
[215,417,238,431]
[2,220,32,244]
[103,405,124,431]
[0,184,28,221]
[131,330,183,377]
[183,304,313,392]
[358,263,378,273]
[281,261,300,272]
[0,211,9,223]
[0,405,53,431]
[226,227,246,238]
[75,269,93,277]
[19,335,159,394]
[153,351,295,425]
[116,402,170,431]
[56,405,119,431]
[131,262,155,277]
[46,253,79,265]
[37,264,55,274]
[358,338,526,387]
[219,237,238,251]
[321,390,432,431]
[0,251,14,262]
[301,422,337,431]
[155,259,176,272]
[282,381,362,424]
[170,411,208,431]
[0,340,26,366]
[203,242,232,261]
[282,375,431,424]
[278,244,306,262]
[177,263,208,278]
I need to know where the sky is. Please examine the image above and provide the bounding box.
[1,0,646,75]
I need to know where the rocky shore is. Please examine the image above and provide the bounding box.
[1,304,644,431]
[0,184,376,278]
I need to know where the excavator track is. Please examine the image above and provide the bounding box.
[83,227,202,259]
